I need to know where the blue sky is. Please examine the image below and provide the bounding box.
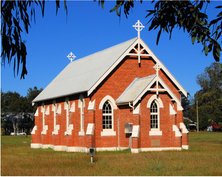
[1,1,222,99]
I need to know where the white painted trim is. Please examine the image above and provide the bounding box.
[100,96,116,134]
[86,123,95,135]
[88,100,95,110]
[65,124,74,135]
[78,130,85,136]
[70,102,75,112]
[173,125,182,137]
[41,102,45,113]
[170,104,177,115]
[31,126,37,135]
[132,125,140,138]
[87,38,138,96]
[53,145,67,151]
[65,97,69,110]
[34,108,38,116]
[96,147,127,151]
[87,38,187,98]
[139,38,187,97]
[133,104,140,115]
[31,143,42,148]
[101,129,116,136]
[78,95,85,135]
[149,129,162,136]
[78,94,85,108]
[56,104,61,114]
[41,125,48,135]
[131,148,140,153]
[52,100,57,135]
[182,145,189,150]
[52,125,60,135]
[147,94,164,108]
[140,147,182,152]
[157,77,184,111]
[180,123,189,133]
[52,100,56,111]
[42,144,52,149]
[99,95,117,109]
[133,75,157,106]
[45,106,50,115]
[65,146,87,152]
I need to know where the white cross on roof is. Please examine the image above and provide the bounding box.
[67,52,76,63]
[133,20,145,38]
[153,64,161,76]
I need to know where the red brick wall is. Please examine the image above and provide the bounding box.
[32,57,187,150]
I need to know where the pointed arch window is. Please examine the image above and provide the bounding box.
[99,97,116,136]
[150,101,159,129]
[102,101,113,129]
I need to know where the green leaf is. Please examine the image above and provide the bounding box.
[210,17,222,25]
[215,5,222,9]
[192,36,196,44]
[56,0,60,15]
[156,29,161,45]
[204,45,208,56]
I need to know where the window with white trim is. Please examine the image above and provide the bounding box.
[150,100,159,129]
[102,101,113,130]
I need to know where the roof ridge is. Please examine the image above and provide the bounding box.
[69,37,138,64]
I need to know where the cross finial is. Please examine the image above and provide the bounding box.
[153,64,161,76]
[133,20,145,38]
[67,52,76,63]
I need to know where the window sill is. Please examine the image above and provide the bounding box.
[78,131,85,136]
[149,129,162,136]
[101,129,116,136]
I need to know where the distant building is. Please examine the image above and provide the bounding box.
[183,117,197,131]
[2,113,34,135]
[31,21,189,153]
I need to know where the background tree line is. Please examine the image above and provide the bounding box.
[184,62,222,130]
[1,86,43,135]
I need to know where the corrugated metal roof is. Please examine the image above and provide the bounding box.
[116,75,156,104]
[33,37,138,103]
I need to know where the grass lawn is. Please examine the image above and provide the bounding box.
[1,132,222,176]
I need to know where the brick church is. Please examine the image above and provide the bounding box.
[31,21,189,153]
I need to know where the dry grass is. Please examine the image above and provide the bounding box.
[1,132,222,176]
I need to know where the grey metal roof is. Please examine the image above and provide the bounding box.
[33,37,138,103]
[116,75,156,104]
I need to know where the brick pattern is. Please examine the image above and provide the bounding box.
[31,57,188,151]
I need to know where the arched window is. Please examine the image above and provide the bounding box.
[102,101,112,129]
[150,100,159,129]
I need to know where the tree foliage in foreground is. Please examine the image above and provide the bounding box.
[103,0,222,62]
[189,62,222,130]
[2,0,222,79]
[1,0,67,79]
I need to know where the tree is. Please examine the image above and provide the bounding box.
[1,0,67,79]
[26,86,43,113]
[1,86,43,135]
[181,93,191,117]
[104,0,222,62]
[2,0,222,79]
[190,62,222,130]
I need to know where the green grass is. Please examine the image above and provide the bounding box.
[1,132,222,176]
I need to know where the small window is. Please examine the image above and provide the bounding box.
[102,101,112,129]
[150,101,159,129]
